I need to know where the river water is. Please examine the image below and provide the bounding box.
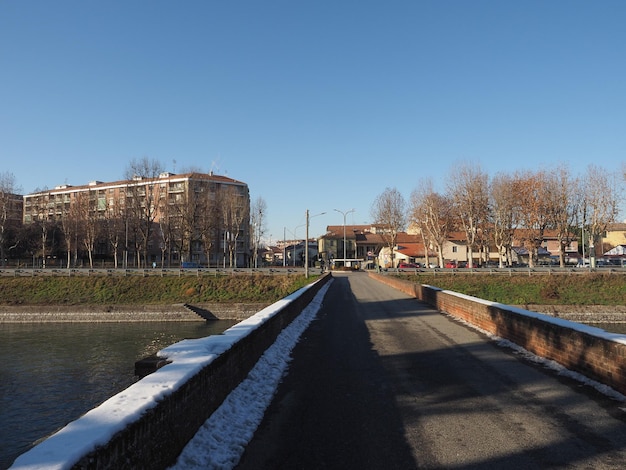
[0,320,236,469]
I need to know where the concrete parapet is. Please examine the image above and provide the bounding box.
[11,274,332,470]
[369,272,626,396]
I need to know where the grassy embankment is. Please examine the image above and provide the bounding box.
[3,273,624,307]
[0,274,317,306]
[397,273,626,306]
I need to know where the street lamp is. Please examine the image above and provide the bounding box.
[334,208,355,268]
[305,209,326,278]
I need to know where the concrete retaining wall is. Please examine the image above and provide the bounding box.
[13,274,331,470]
[0,303,271,322]
[369,272,626,396]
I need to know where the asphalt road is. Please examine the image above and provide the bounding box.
[235,271,626,470]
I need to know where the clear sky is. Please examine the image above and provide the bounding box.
[2,1,626,242]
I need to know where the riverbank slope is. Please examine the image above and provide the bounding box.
[0,274,310,322]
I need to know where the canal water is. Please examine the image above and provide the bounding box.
[0,320,236,469]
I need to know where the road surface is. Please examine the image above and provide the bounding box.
[235,271,626,469]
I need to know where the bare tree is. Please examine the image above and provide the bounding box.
[0,172,21,265]
[409,181,453,268]
[156,195,173,268]
[580,165,620,265]
[250,196,267,268]
[61,196,81,268]
[15,222,40,266]
[124,157,164,181]
[71,191,99,269]
[515,170,554,268]
[29,190,54,268]
[221,185,250,267]
[490,172,520,267]
[371,187,406,268]
[197,186,221,268]
[545,165,581,267]
[103,199,125,269]
[447,163,489,268]
[124,157,164,267]
[168,179,197,265]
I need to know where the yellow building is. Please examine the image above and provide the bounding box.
[602,223,626,248]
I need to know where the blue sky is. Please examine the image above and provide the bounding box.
[2,1,626,243]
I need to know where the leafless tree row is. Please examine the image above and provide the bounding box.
[0,159,256,268]
[371,163,623,268]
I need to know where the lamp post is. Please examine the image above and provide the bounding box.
[283,227,286,267]
[334,208,355,268]
[305,209,326,278]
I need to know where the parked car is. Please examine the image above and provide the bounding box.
[458,261,480,268]
[398,262,419,269]
[181,262,200,269]
[444,261,457,268]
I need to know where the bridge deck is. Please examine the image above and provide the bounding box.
[235,271,626,469]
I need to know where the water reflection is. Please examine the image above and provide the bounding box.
[0,320,235,469]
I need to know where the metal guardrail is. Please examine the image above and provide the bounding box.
[2,266,623,277]
[387,266,626,275]
[0,267,324,277]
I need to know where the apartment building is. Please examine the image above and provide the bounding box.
[22,172,250,268]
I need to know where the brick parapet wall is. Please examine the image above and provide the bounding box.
[62,273,332,469]
[368,272,626,396]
